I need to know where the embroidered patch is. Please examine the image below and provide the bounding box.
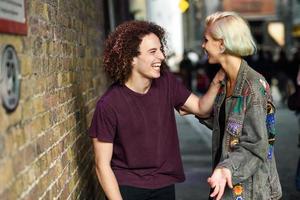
[266,113,275,135]
[245,95,251,110]
[265,82,270,94]
[242,86,250,96]
[239,87,250,112]
[267,102,275,114]
[233,184,243,196]
[259,79,267,89]
[227,119,242,136]
[233,97,243,113]
[268,145,273,160]
[230,137,239,148]
[266,102,276,159]
[259,79,267,95]
[259,86,265,95]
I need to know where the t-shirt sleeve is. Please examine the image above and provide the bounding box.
[88,100,116,142]
[167,71,191,110]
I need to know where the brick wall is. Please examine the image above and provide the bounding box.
[0,0,107,199]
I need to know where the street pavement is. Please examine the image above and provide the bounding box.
[175,113,212,200]
[175,107,300,200]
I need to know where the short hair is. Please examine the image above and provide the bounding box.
[205,11,256,56]
[103,21,167,84]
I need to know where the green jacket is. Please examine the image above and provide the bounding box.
[200,60,282,199]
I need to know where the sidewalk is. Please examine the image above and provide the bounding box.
[175,112,212,200]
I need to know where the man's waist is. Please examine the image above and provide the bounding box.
[114,169,185,189]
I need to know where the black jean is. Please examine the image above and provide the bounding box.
[105,184,175,200]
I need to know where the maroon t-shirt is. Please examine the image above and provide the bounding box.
[89,71,191,189]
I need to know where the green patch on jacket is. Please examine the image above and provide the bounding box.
[233,97,243,113]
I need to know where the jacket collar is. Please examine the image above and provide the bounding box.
[231,59,249,97]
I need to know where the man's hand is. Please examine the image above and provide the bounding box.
[207,167,233,200]
[211,68,225,87]
[179,68,225,117]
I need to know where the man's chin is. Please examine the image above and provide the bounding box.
[153,73,160,79]
[152,72,161,79]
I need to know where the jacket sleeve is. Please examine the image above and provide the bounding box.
[217,88,269,185]
[195,115,214,130]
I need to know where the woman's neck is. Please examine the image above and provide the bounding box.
[220,55,242,96]
[221,56,241,83]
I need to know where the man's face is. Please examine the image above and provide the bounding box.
[131,33,165,80]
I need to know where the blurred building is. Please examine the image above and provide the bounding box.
[181,0,300,61]
[129,0,186,71]
[103,0,132,36]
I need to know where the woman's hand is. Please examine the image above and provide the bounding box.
[208,167,233,200]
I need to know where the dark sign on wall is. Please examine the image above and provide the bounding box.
[0,0,27,35]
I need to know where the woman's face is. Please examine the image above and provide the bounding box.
[201,29,223,64]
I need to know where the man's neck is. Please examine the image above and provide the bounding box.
[125,77,152,94]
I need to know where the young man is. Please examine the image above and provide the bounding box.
[89,21,224,200]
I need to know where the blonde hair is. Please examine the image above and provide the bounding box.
[205,11,256,56]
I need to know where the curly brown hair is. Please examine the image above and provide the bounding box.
[103,20,167,84]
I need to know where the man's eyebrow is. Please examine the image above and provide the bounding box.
[147,47,158,51]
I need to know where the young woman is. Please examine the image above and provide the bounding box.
[199,12,282,200]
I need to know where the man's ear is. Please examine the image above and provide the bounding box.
[132,57,137,66]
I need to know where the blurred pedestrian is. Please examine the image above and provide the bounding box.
[270,78,282,107]
[196,68,210,94]
[179,50,194,90]
[287,65,300,190]
[88,20,224,200]
[198,11,282,200]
